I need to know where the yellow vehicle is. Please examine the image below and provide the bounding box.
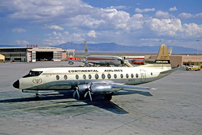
[186,65,201,71]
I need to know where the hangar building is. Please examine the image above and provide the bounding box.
[0,47,67,62]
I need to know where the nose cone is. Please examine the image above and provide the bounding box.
[13,80,19,89]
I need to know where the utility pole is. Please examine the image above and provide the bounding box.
[196,40,200,55]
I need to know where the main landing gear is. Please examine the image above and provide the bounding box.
[104,93,113,101]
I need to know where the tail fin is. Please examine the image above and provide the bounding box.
[155,44,170,64]
[139,44,171,70]
[168,47,173,56]
[84,41,90,56]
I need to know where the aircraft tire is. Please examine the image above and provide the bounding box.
[104,94,112,101]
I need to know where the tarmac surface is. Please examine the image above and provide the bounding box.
[0,61,202,135]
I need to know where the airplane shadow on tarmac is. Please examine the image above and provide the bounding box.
[0,89,152,114]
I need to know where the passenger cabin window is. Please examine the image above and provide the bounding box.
[126,74,129,78]
[151,72,153,75]
[131,74,134,78]
[89,74,92,79]
[114,74,117,79]
[95,74,99,79]
[76,75,79,80]
[83,74,86,79]
[108,74,111,79]
[56,75,60,80]
[120,74,123,78]
[136,73,139,78]
[64,75,67,80]
[23,70,43,78]
[102,74,105,79]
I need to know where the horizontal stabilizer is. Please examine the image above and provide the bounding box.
[158,66,185,78]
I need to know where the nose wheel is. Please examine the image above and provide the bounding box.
[35,93,40,100]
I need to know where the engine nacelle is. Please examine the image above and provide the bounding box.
[68,60,74,65]
[91,85,121,93]
[77,84,88,92]
[77,84,122,94]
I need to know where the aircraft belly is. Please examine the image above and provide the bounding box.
[26,80,75,90]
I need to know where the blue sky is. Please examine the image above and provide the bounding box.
[0,0,202,50]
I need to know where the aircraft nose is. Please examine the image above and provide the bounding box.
[13,80,19,89]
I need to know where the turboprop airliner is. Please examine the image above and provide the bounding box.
[83,41,124,67]
[13,44,181,101]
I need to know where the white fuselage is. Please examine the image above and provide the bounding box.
[84,55,124,66]
[18,66,170,90]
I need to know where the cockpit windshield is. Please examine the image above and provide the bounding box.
[23,70,43,78]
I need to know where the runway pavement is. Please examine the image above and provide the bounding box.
[0,61,202,135]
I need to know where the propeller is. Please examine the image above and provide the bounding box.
[84,82,93,101]
[73,87,80,99]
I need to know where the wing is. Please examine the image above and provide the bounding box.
[111,84,151,90]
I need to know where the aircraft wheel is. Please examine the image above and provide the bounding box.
[34,93,40,100]
[104,94,112,101]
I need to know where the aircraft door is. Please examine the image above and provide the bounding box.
[140,69,146,82]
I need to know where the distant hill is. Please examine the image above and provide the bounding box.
[56,42,198,54]
[0,43,199,54]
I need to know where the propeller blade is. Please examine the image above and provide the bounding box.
[76,90,80,99]
[73,91,76,98]
[88,91,92,101]
[73,90,80,99]
[84,91,88,98]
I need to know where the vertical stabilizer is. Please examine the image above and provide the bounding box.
[168,47,173,56]
[138,44,171,69]
[155,44,170,64]
[84,41,90,56]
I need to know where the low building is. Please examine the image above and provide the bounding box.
[0,47,67,62]
[145,55,202,68]
[0,54,5,62]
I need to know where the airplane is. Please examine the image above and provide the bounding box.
[123,47,173,65]
[13,44,182,101]
[82,41,125,67]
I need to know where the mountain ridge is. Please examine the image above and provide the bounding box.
[0,42,199,54]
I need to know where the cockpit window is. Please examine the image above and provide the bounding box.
[23,70,43,78]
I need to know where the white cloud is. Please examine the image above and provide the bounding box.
[147,18,202,38]
[127,14,144,30]
[44,25,64,30]
[195,13,202,18]
[169,6,177,11]
[15,40,29,45]
[178,13,193,19]
[182,23,202,37]
[148,18,183,36]
[64,31,69,35]
[87,30,97,38]
[154,11,170,19]
[1,0,202,48]
[12,28,26,33]
[135,8,155,13]
[109,6,127,10]
[53,31,63,38]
